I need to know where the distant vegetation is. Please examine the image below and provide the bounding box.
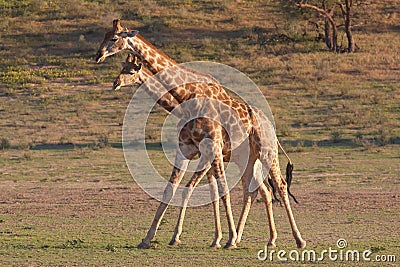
[0,0,399,150]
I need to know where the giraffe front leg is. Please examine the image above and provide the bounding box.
[169,156,211,246]
[138,153,189,249]
[138,202,169,249]
[207,172,222,248]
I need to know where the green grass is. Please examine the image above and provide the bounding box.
[0,0,399,266]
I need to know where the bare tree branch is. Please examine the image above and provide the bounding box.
[296,3,336,29]
[296,2,339,51]
[338,2,346,15]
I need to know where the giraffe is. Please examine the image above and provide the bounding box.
[113,54,302,207]
[110,52,244,248]
[114,54,299,245]
[115,54,224,248]
[97,19,305,249]
[95,19,306,249]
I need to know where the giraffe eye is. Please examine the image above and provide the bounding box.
[111,37,118,42]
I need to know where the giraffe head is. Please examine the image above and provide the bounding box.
[113,54,144,90]
[95,19,139,63]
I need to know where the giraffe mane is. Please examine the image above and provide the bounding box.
[135,34,177,65]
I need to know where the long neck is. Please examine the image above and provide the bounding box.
[127,35,193,105]
[128,34,176,74]
[138,67,182,115]
[139,67,153,84]
[128,34,236,110]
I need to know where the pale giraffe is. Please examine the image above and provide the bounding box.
[95,19,306,249]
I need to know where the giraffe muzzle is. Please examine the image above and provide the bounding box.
[95,50,107,63]
[113,79,122,91]
[96,54,106,63]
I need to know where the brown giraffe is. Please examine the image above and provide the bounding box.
[114,54,299,246]
[115,54,224,247]
[106,44,244,248]
[95,19,306,249]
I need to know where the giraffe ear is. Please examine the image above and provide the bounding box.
[126,54,134,63]
[113,19,124,33]
[127,30,139,37]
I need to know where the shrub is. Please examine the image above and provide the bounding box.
[95,133,109,149]
[1,138,11,150]
[331,131,342,143]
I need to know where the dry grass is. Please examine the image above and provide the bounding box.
[0,0,399,265]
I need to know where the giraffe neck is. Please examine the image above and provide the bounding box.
[127,34,238,111]
[137,66,182,114]
[128,34,177,74]
[139,66,153,84]
[126,35,205,104]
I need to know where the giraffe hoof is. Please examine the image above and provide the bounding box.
[223,243,237,249]
[296,239,306,249]
[137,241,151,249]
[267,242,277,248]
[168,239,181,246]
[210,243,221,249]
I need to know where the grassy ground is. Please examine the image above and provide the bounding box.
[1,0,399,266]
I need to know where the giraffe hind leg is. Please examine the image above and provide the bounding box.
[258,182,277,248]
[266,157,306,249]
[268,175,281,205]
[269,162,298,205]
[235,158,258,245]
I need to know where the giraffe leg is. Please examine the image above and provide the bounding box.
[268,157,306,249]
[207,172,222,248]
[169,158,211,246]
[258,182,278,248]
[138,152,190,249]
[235,158,258,245]
[235,188,257,245]
[213,155,237,249]
[168,171,222,248]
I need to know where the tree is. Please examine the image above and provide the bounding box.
[282,0,358,52]
[338,0,356,52]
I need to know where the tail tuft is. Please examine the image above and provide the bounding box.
[286,162,299,204]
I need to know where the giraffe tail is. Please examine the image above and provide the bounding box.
[277,140,299,204]
[285,161,298,204]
